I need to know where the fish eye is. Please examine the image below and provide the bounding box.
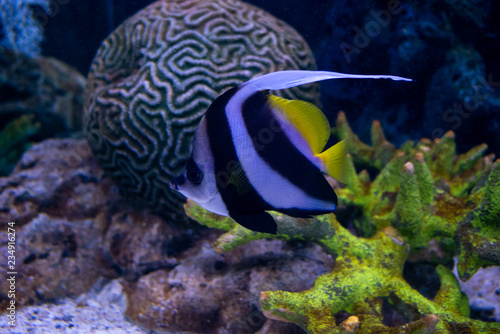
[186,168,203,184]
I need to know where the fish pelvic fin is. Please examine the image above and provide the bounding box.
[268,95,330,154]
[316,139,350,184]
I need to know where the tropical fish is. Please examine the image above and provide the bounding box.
[171,70,411,234]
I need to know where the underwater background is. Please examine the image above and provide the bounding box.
[42,0,500,155]
[0,0,499,333]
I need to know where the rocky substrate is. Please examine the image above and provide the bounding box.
[0,280,146,334]
[457,263,500,322]
[0,138,335,333]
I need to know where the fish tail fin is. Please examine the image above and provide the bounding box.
[316,140,350,184]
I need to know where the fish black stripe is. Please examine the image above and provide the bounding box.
[204,87,271,215]
[241,91,337,206]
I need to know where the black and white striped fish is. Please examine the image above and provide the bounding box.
[171,70,411,234]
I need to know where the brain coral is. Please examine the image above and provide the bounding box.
[84,0,318,222]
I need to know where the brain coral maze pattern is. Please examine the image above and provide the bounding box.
[84,0,317,221]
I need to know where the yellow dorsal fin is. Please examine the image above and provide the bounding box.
[268,95,330,154]
[316,140,350,184]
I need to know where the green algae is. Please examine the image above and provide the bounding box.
[0,114,41,176]
[457,160,500,281]
[332,112,498,269]
[260,217,498,333]
[183,112,500,333]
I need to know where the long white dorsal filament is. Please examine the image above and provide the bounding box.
[240,70,412,93]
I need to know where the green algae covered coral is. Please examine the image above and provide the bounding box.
[332,112,499,281]
[184,112,500,333]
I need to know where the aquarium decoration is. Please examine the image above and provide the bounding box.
[185,112,500,333]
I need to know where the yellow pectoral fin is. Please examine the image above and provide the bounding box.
[268,95,330,154]
[316,140,350,184]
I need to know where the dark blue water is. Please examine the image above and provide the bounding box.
[38,0,499,156]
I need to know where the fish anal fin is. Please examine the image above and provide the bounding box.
[268,95,330,155]
[231,211,277,234]
[316,140,350,184]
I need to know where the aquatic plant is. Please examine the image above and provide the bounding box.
[0,0,50,57]
[84,0,318,223]
[185,112,500,333]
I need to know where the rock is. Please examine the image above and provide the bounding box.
[0,279,146,334]
[0,138,118,310]
[102,210,205,281]
[103,212,334,333]
[123,239,333,333]
[423,45,500,150]
[0,47,86,134]
[84,0,318,223]
[0,138,118,227]
[456,263,500,322]
[0,47,86,175]
[0,213,107,308]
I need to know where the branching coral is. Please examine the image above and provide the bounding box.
[184,112,500,333]
[332,112,499,280]
[0,0,50,57]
